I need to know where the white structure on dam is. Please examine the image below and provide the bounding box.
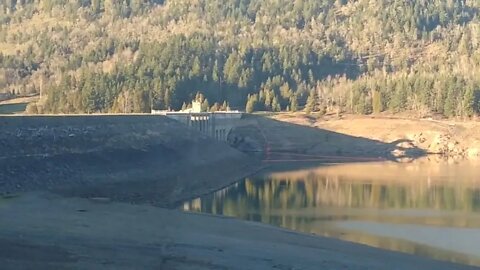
[151,102,243,141]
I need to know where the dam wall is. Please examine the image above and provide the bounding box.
[151,111,243,141]
[0,115,256,205]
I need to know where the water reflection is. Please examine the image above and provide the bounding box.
[184,159,480,266]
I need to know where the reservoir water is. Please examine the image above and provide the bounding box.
[183,158,480,266]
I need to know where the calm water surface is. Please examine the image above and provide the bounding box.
[184,158,480,266]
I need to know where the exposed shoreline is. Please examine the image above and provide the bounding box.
[268,113,480,159]
[1,114,479,269]
[1,192,479,270]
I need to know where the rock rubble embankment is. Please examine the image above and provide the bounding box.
[0,115,257,206]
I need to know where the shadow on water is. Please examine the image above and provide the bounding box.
[229,115,428,164]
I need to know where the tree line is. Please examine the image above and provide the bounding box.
[0,0,479,117]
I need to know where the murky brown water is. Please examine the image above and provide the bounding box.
[184,158,480,266]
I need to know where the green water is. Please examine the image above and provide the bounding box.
[184,159,480,266]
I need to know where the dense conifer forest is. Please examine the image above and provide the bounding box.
[0,0,479,117]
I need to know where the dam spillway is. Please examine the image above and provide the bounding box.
[151,110,243,141]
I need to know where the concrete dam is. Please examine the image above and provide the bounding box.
[151,110,243,141]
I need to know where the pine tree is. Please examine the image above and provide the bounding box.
[201,98,210,112]
[212,60,220,82]
[444,84,456,117]
[372,90,383,114]
[210,102,220,112]
[221,101,228,111]
[463,86,476,117]
[245,94,258,113]
[190,56,201,78]
[272,96,281,112]
[305,90,317,114]
[289,94,298,112]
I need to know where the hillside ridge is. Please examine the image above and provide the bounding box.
[0,0,479,118]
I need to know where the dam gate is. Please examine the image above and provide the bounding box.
[151,111,243,141]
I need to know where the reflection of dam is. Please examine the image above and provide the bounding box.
[152,111,242,141]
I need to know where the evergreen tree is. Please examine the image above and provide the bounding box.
[201,98,210,112]
[210,102,220,112]
[272,95,281,112]
[289,95,298,112]
[463,86,476,117]
[372,90,383,114]
[245,94,258,113]
[305,90,317,114]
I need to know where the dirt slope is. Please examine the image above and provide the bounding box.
[268,113,480,159]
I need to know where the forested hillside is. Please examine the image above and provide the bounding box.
[1,0,479,117]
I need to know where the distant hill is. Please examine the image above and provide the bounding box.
[0,0,479,117]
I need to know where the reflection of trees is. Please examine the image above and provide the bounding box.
[269,175,480,211]
[186,174,480,220]
[181,172,480,266]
